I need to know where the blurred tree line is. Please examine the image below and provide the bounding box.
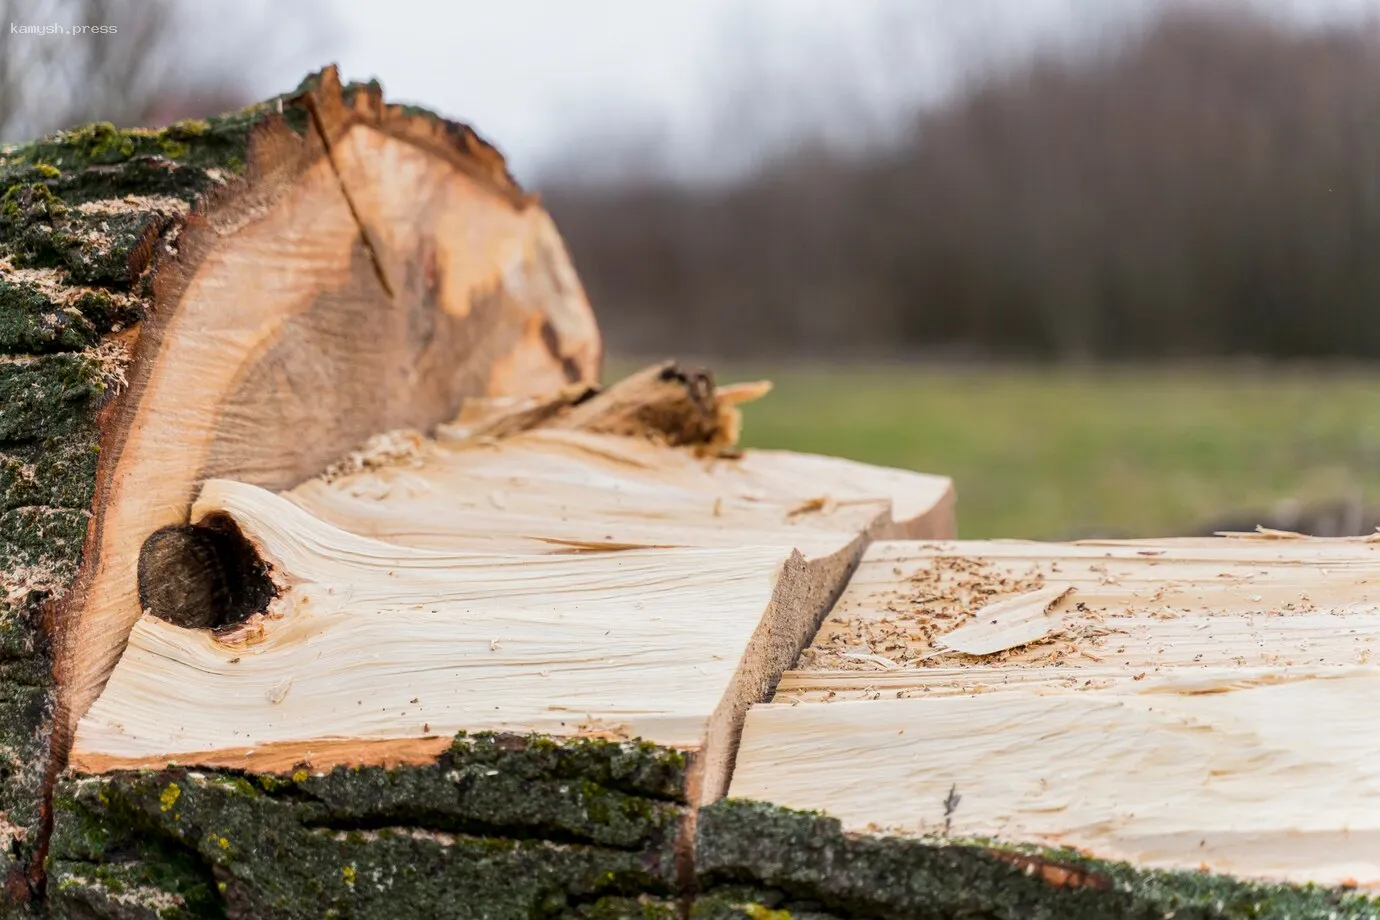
[543,4,1380,361]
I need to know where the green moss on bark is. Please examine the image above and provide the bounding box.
[49,734,686,920]
[0,277,139,354]
[0,350,107,907]
[0,78,324,300]
[0,106,292,198]
[0,350,107,565]
[690,891,845,920]
[287,733,684,850]
[0,72,342,913]
[696,799,1380,920]
[0,352,107,441]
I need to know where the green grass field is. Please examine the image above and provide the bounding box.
[614,360,1380,540]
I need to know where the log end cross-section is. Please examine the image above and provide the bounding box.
[1,64,602,907]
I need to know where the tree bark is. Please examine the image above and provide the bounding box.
[50,733,687,919]
[693,800,1380,920]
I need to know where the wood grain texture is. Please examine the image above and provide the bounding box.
[72,415,952,805]
[57,66,601,749]
[74,480,807,776]
[735,536,1380,888]
[288,428,953,559]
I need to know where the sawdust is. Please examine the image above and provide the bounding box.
[75,195,189,218]
[799,555,1052,671]
[89,339,130,392]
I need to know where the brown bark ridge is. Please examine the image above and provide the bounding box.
[0,64,599,911]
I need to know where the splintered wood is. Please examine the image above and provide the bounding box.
[70,375,953,806]
[733,537,1380,887]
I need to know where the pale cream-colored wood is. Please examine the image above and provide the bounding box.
[733,679,1380,886]
[797,537,1380,676]
[59,76,602,744]
[287,429,954,558]
[734,537,1380,887]
[932,584,1073,655]
[72,433,953,801]
[70,480,814,800]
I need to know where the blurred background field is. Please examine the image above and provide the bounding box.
[8,0,1380,539]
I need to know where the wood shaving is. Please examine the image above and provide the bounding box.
[89,340,130,392]
[1215,526,1310,540]
[936,585,1075,656]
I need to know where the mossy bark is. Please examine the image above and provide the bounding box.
[55,744,1380,920]
[48,733,686,920]
[694,799,1380,920]
[0,102,295,911]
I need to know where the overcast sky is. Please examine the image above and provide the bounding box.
[230,0,1379,183]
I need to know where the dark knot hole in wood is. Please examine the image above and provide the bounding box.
[137,514,278,631]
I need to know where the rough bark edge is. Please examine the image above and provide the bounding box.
[48,733,687,920]
[55,751,1379,920]
[0,82,289,910]
[694,799,1380,920]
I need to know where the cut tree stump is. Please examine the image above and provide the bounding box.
[2,67,1373,920]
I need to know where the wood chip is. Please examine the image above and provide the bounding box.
[936,585,1075,656]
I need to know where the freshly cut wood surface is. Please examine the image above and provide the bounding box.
[733,536,1380,887]
[73,480,814,791]
[58,67,601,743]
[0,67,606,903]
[288,428,953,558]
[794,536,1380,681]
[72,394,953,801]
[931,583,1073,655]
[284,359,952,559]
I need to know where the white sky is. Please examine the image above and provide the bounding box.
[230,0,1379,183]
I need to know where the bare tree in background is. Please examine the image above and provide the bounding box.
[0,0,332,142]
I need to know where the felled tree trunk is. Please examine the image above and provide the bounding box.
[0,65,953,917]
[48,361,952,919]
[716,537,1380,919]
[4,68,1373,920]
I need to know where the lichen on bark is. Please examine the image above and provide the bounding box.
[0,349,109,909]
[0,75,332,911]
[48,733,686,920]
[695,799,1380,920]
